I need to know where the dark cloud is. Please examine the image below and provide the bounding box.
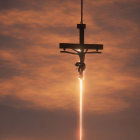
[0,102,139,140]
[0,34,32,50]
[0,0,28,10]
[0,60,23,79]
[84,107,140,140]
[0,104,77,140]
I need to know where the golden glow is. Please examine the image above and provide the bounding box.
[80,79,83,140]
[77,49,81,52]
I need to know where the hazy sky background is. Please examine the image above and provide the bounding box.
[0,0,140,140]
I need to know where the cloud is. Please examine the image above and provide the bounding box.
[0,0,140,114]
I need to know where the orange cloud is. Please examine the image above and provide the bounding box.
[0,0,139,114]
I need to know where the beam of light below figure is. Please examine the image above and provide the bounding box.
[80,79,83,140]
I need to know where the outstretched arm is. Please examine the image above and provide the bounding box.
[60,51,78,55]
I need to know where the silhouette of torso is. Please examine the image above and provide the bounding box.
[79,52,85,63]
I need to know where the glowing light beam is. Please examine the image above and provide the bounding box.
[80,79,83,140]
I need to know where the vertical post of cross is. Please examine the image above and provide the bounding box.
[81,0,83,24]
[77,24,86,46]
[78,0,86,51]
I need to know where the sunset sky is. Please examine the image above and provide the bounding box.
[0,0,140,140]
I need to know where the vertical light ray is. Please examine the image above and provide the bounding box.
[80,79,83,140]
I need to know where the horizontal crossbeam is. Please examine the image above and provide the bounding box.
[60,43,103,50]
